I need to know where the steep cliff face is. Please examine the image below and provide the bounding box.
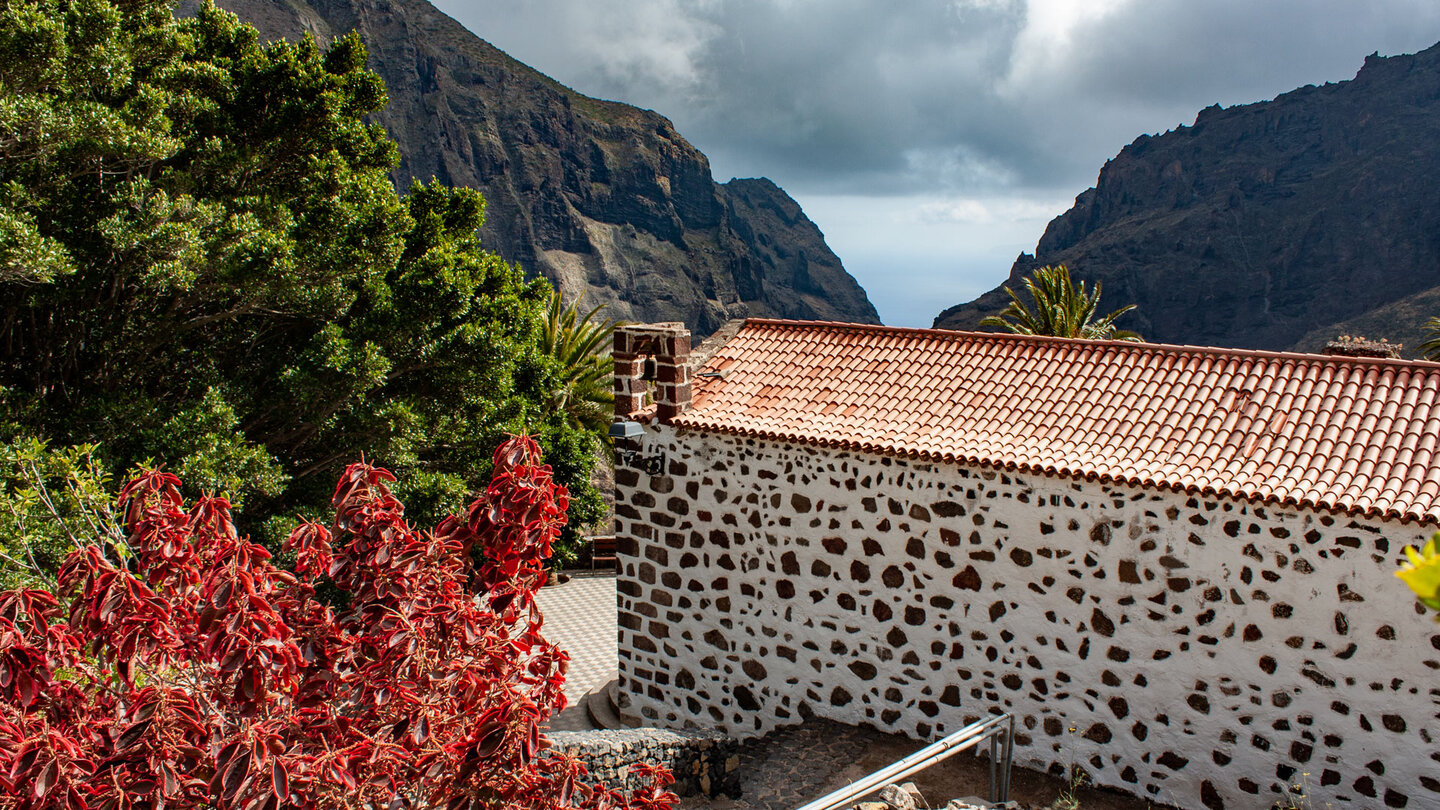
[934,43,1440,353]
[201,0,878,336]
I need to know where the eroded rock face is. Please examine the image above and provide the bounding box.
[201,0,879,336]
[934,42,1440,353]
[614,426,1440,810]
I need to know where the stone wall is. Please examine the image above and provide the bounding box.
[548,727,740,799]
[613,426,1440,810]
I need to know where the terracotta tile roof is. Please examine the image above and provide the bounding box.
[672,319,1440,525]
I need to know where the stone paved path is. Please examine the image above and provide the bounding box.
[535,571,618,731]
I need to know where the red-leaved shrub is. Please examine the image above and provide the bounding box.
[0,436,674,810]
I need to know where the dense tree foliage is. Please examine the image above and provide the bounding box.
[0,0,604,551]
[979,264,1142,342]
[0,436,676,810]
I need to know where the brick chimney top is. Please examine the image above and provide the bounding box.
[614,323,692,423]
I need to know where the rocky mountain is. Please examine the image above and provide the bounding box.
[934,43,1440,354]
[199,0,878,336]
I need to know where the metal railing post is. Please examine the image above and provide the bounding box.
[791,712,1015,810]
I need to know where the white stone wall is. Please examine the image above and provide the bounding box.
[614,425,1440,810]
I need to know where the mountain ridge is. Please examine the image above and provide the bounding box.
[934,42,1440,354]
[197,0,879,336]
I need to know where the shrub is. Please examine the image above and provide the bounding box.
[0,436,673,810]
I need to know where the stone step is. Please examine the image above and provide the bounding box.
[584,679,628,730]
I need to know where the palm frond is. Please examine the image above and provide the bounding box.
[980,265,1142,342]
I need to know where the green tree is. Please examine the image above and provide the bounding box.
[0,0,601,555]
[980,264,1143,341]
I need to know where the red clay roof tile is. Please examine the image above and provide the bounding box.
[670,319,1440,525]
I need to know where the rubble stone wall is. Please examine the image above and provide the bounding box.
[613,425,1440,810]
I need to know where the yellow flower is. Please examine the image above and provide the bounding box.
[1396,532,1440,611]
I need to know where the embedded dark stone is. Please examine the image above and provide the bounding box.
[781,552,800,575]
[940,685,961,706]
[1106,646,1130,662]
[1089,522,1112,544]
[882,566,905,588]
[953,566,982,591]
[989,601,1007,621]
[850,561,870,582]
[906,538,925,559]
[776,580,795,599]
[734,685,761,711]
[887,627,908,647]
[939,528,961,546]
[1044,717,1063,736]
[791,493,812,512]
[709,529,730,548]
[918,700,939,717]
[1200,780,1225,810]
[934,550,954,568]
[1384,789,1408,808]
[811,559,832,577]
[909,504,931,522]
[1291,741,1313,763]
[848,661,878,680]
[861,497,877,513]
[837,593,856,611]
[1378,624,1397,640]
[1187,694,1210,714]
[932,501,964,518]
[863,538,884,555]
[830,686,852,706]
[742,660,767,680]
[1010,548,1034,567]
[1091,608,1115,637]
[1157,752,1189,770]
[1355,775,1378,798]
[905,606,926,626]
[970,550,996,562]
[1084,723,1112,743]
[1238,778,1259,794]
[1272,602,1294,619]
[1383,714,1407,733]
[1066,587,1085,604]
[874,601,893,622]
[1001,673,1022,690]
[1118,560,1141,584]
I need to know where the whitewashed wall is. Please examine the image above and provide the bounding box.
[613,425,1440,810]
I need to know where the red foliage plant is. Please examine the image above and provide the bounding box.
[0,436,675,810]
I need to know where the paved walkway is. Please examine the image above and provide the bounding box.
[535,571,618,730]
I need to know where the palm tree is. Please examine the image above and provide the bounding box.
[1419,318,1440,361]
[541,289,620,435]
[979,264,1142,341]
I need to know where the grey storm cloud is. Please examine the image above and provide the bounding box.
[430,0,1440,196]
[429,0,1440,328]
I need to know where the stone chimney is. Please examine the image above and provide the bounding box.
[613,323,692,422]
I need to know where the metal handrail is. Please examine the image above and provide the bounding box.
[792,713,1014,810]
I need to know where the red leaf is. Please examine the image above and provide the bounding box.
[271,761,288,801]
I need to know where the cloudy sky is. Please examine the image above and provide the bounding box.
[431,0,1440,326]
